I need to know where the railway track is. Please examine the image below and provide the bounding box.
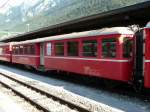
[42,71,150,102]
[0,73,91,112]
[0,72,118,112]
[57,72,150,101]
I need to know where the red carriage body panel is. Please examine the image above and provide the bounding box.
[0,54,11,62]
[43,31,134,82]
[12,43,40,68]
[144,24,150,88]
[0,43,12,62]
[12,55,40,68]
[44,56,132,81]
[8,27,134,84]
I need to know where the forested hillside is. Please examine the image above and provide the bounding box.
[0,0,148,34]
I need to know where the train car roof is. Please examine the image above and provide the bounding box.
[13,27,134,45]
[146,22,150,28]
[0,42,15,46]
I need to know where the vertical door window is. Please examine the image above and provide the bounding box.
[47,43,52,55]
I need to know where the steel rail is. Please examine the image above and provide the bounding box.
[0,73,91,112]
[0,80,50,112]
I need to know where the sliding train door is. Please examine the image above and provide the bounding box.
[40,43,45,66]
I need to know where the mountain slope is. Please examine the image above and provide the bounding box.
[0,0,148,35]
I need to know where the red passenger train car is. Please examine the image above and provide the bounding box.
[12,43,40,69]
[44,27,134,83]
[1,24,150,90]
[11,27,135,83]
[0,43,12,62]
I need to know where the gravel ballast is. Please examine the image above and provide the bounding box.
[0,67,123,112]
[0,84,42,112]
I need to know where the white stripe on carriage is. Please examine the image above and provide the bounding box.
[44,56,130,62]
[0,54,11,56]
[145,60,150,62]
[12,55,40,57]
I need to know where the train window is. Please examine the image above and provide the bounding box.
[67,41,79,56]
[12,47,15,54]
[23,46,28,54]
[55,42,64,56]
[46,43,52,55]
[5,47,9,54]
[0,47,5,54]
[123,38,132,58]
[82,40,97,57]
[2,48,4,54]
[19,46,23,54]
[102,38,116,58]
[30,45,35,55]
[26,45,35,55]
[4,47,6,54]
[15,46,19,54]
[0,48,3,55]
[27,46,30,54]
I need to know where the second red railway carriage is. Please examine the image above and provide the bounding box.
[12,43,40,68]
[0,43,12,62]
